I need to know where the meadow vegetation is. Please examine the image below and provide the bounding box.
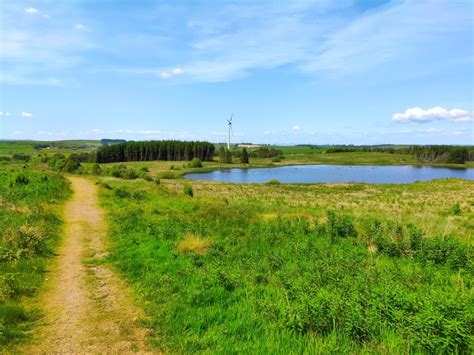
[0,140,473,352]
[0,168,70,347]
[99,177,473,353]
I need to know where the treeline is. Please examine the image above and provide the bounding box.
[324,145,474,164]
[407,145,474,164]
[101,139,126,146]
[96,140,215,163]
[326,146,402,154]
[249,147,283,158]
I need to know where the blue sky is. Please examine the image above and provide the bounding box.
[0,0,472,144]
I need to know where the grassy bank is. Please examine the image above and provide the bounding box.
[99,177,473,352]
[0,168,71,348]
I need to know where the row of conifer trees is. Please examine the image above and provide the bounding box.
[96,140,215,163]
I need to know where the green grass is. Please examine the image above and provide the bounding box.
[0,167,71,348]
[99,177,473,353]
[0,140,101,157]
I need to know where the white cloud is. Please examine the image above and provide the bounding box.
[25,7,39,14]
[292,125,301,131]
[38,130,70,136]
[159,68,184,79]
[137,130,162,135]
[0,112,11,117]
[74,23,89,32]
[21,111,33,118]
[392,107,473,123]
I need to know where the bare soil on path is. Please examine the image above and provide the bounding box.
[21,177,153,354]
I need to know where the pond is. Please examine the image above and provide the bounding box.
[184,165,474,184]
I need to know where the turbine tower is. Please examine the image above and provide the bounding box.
[227,114,233,150]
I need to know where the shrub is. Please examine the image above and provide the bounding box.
[63,158,81,173]
[326,210,357,241]
[126,168,138,179]
[183,184,194,197]
[188,158,203,168]
[265,179,281,185]
[155,178,161,185]
[91,163,102,175]
[12,153,30,162]
[451,203,461,216]
[15,174,29,185]
[114,187,131,198]
[159,171,179,179]
[111,164,127,178]
[271,156,281,163]
[140,166,149,172]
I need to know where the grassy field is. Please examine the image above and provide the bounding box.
[99,176,473,353]
[1,140,473,352]
[0,140,101,157]
[0,168,71,348]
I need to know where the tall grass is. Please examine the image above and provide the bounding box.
[0,169,71,347]
[100,179,473,353]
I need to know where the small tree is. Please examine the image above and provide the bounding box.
[219,146,226,163]
[241,148,249,164]
[219,147,232,163]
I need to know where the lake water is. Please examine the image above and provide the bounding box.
[184,165,474,184]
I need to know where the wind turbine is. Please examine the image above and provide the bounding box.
[227,114,233,150]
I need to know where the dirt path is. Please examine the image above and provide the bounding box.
[22,177,152,354]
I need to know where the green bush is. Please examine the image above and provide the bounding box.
[326,210,357,241]
[12,154,30,162]
[91,163,102,175]
[451,203,461,216]
[265,179,281,185]
[159,171,179,179]
[183,184,193,197]
[63,158,81,173]
[188,158,203,168]
[114,187,131,198]
[14,174,29,185]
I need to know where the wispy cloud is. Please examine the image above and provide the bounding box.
[74,23,90,32]
[392,107,473,123]
[21,112,33,118]
[1,2,94,85]
[25,7,39,14]
[3,0,472,86]
[160,68,184,79]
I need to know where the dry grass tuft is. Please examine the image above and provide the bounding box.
[177,234,212,255]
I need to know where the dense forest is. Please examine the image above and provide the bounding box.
[407,145,474,164]
[96,140,215,163]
